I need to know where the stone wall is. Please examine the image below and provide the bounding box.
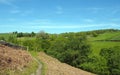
[0,40,27,50]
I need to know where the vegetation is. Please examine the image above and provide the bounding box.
[100,46,120,75]
[1,61,38,75]
[0,29,120,75]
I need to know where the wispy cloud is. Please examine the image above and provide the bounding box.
[83,19,94,23]
[22,23,120,29]
[0,0,12,5]
[89,7,104,13]
[8,18,16,21]
[0,23,120,33]
[56,6,63,14]
[76,7,104,13]
[0,0,17,8]
[111,18,120,21]
[29,25,99,29]
[111,7,120,15]
[10,9,33,16]
[10,10,21,14]
[27,19,51,25]
[20,10,33,16]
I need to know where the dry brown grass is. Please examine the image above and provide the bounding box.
[39,52,95,75]
[0,44,33,73]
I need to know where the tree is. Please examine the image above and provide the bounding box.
[31,32,36,37]
[13,31,18,34]
[0,37,5,41]
[7,36,18,44]
[47,33,91,68]
[80,55,109,75]
[100,46,120,75]
[17,32,23,37]
[36,31,49,40]
[92,32,98,37]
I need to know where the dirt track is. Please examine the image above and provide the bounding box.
[39,52,95,75]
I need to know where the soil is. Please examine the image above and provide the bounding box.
[39,52,95,75]
[0,44,33,72]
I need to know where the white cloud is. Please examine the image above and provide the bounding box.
[20,10,33,16]
[111,9,119,15]
[20,22,120,30]
[90,7,103,13]
[31,25,97,29]
[0,0,17,7]
[111,18,120,21]
[0,24,18,27]
[26,19,51,25]
[83,19,94,23]
[10,10,21,14]
[0,23,120,33]
[56,6,63,14]
[0,0,12,4]
[77,7,104,13]
[23,24,106,29]
[9,9,33,16]
[8,18,16,21]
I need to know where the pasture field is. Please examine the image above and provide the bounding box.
[89,31,120,41]
[90,41,120,56]
[89,31,120,56]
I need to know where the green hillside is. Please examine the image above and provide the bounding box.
[89,31,120,41]
[90,41,120,55]
[88,31,120,55]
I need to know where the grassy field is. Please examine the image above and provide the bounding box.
[0,33,16,37]
[88,31,120,56]
[89,31,120,41]
[90,41,120,56]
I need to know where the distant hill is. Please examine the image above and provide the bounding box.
[87,29,120,41]
[89,31,120,41]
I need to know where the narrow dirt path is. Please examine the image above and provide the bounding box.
[31,64,42,75]
[30,54,42,75]
[38,52,95,75]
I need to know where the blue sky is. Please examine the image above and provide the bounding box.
[0,0,120,33]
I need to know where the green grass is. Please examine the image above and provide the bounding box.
[17,37,36,41]
[29,51,38,57]
[110,35,120,40]
[89,41,120,56]
[39,59,46,75]
[0,33,16,37]
[0,61,38,75]
[0,33,16,40]
[88,31,120,56]
[29,51,46,75]
[89,32,120,41]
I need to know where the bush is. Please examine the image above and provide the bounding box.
[100,46,120,75]
[47,35,91,68]
[80,55,109,75]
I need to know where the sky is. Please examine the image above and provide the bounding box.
[0,0,120,33]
